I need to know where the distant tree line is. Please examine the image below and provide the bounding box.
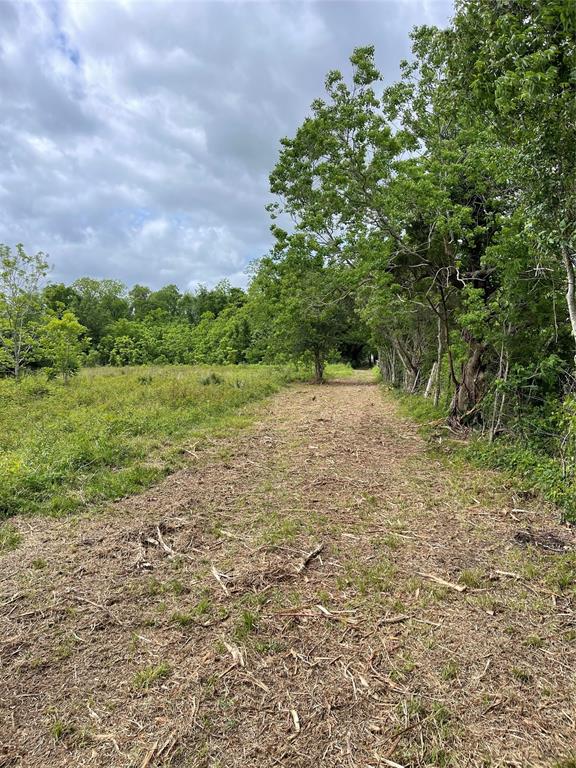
[0,243,369,382]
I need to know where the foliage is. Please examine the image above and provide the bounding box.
[261,6,576,517]
[39,310,89,382]
[0,3,574,519]
[248,245,363,382]
[0,244,49,378]
[0,522,21,553]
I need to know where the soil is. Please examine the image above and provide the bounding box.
[1,374,575,768]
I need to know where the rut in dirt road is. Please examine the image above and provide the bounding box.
[1,374,575,768]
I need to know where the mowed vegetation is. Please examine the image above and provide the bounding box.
[0,364,292,520]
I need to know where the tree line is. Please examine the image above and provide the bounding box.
[0,243,368,381]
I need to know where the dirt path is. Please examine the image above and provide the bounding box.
[1,375,575,768]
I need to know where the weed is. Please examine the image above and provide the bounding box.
[142,577,188,597]
[253,638,285,655]
[316,590,332,606]
[142,577,163,597]
[440,661,459,680]
[546,555,576,593]
[31,558,47,569]
[235,610,258,640]
[525,634,544,648]
[458,569,484,589]
[171,611,195,627]
[133,662,172,690]
[50,719,76,743]
[511,666,532,684]
[261,517,301,545]
[195,597,212,615]
[200,372,224,386]
[381,534,402,550]
[0,365,291,518]
[341,561,395,596]
[165,579,187,596]
[554,759,576,768]
[0,522,21,552]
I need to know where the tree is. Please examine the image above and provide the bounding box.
[266,42,542,423]
[43,283,80,314]
[249,241,357,382]
[148,284,182,318]
[128,285,152,320]
[0,243,49,378]
[40,310,89,383]
[71,278,130,343]
[448,0,576,354]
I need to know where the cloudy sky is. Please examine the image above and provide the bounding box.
[0,0,453,290]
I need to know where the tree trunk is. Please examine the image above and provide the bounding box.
[449,340,486,425]
[434,313,443,407]
[313,350,324,384]
[393,339,419,393]
[389,347,397,386]
[562,245,576,361]
[489,350,509,442]
[424,362,438,399]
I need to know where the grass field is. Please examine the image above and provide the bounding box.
[0,364,295,520]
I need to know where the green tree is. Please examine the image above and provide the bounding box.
[0,243,49,378]
[40,310,89,383]
[43,283,80,314]
[249,242,356,382]
[148,284,182,318]
[448,0,576,354]
[71,278,129,343]
[108,335,145,366]
[128,285,152,320]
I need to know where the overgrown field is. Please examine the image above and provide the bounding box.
[0,365,294,520]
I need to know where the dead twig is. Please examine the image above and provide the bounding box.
[211,564,230,596]
[290,708,301,735]
[378,614,409,626]
[296,543,324,574]
[222,640,244,667]
[92,733,124,756]
[139,740,158,768]
[417,572,467,592]
[71,592,125,626]
[155,525,176,557]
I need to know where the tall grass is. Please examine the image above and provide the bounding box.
[0,365,292,518]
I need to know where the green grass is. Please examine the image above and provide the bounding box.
[0,521,22,552]
[390,386,576,523]
[323,362,358,379]
[132,662,172,690]
[0,364,294,519]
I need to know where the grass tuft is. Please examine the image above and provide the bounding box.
[0,522,21,553]
[133,662,172,690]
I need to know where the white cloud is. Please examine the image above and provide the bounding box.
[0,0,453,290]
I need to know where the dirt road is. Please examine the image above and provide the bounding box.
[1,375,575,767]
